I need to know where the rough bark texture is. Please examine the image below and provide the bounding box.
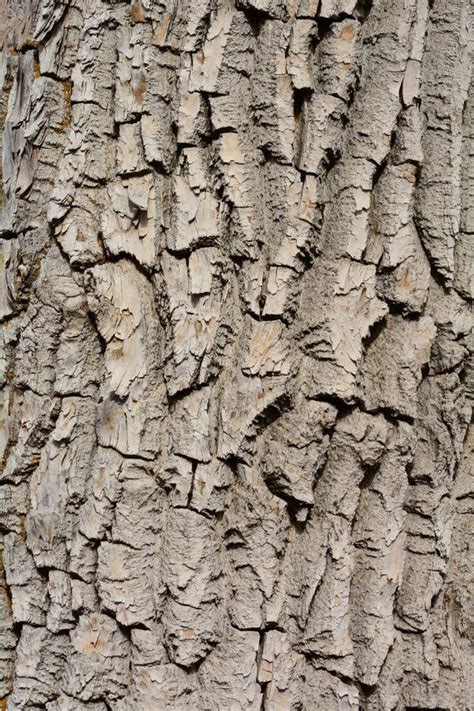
[0,0,473,709]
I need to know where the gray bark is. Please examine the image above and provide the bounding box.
[0,0,473,709]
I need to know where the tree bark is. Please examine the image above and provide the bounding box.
[0,0,472,709]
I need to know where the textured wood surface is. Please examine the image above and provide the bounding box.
[0,0,473,708]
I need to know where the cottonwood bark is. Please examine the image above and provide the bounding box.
[0,0,473,708]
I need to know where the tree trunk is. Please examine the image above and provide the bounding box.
[0,0,472,709]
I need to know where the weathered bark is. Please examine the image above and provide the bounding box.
[0,0,472,709]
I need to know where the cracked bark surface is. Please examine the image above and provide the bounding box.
[0,0,473,709]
